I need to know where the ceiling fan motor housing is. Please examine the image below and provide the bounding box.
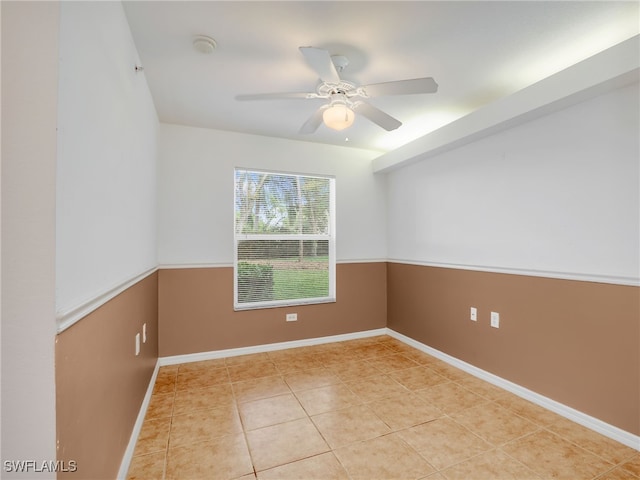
[317,81,357,99]
[328,92,350,107]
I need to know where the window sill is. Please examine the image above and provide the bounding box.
[234,296,336,312]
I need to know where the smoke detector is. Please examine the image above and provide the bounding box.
[192,35,217,54]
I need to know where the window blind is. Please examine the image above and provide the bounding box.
[234,169,336,309]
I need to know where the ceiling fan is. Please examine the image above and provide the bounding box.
[235,47,438,133]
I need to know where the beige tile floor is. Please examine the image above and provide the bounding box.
[127,335,639,480]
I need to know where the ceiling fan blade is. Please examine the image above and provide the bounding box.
[299,47,341,84]
[299,105,329,134]
[235,92,312,101]
[352,102,402,131]
[360,77,438,97]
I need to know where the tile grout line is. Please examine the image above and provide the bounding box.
[234,386,262,480]
[537,425,634,472]
[163,375,178,480]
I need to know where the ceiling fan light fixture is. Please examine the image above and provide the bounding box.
[322,103,355,131]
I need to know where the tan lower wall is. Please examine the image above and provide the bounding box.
[54,260,637,478]
[56,272,158,480]
[387,262,640,435]
[158,262,387,357]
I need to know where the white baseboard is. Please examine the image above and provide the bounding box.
[386,328,640,451]
[157,328,388,366]
[117,362,160,480]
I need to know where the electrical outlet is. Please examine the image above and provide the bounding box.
[470,307,477,321]
[135,333,141,355]
[286,313,298,322]
[143,323,147,343]
[490,311,500,328]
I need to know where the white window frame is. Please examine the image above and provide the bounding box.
[233,168,336,311]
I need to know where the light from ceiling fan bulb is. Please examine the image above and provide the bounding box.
[323,104,355,131]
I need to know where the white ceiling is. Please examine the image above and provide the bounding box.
[122,1,639,153]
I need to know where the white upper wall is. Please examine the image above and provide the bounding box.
[386,82,639,285]
[158,124,386,265]
[1,2,59,473]
[56,1,159,319]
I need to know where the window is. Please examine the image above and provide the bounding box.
[234,169,336,310]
